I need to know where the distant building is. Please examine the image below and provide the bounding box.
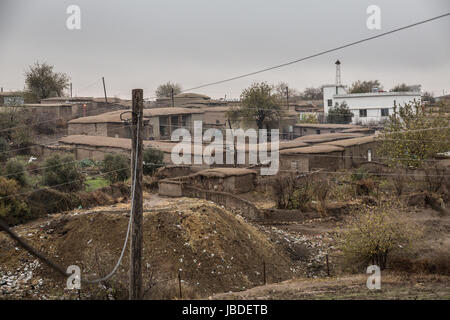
[293,123,371,137]
[154,92,226,108]
[0,92,24,106]
[323,62,421,124]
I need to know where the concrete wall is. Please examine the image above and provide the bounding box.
[280,151,344,172]
[294,126,346,137]
[68,122,108,136]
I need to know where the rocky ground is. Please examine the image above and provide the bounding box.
[1,194,330,300]
[1,192,448,300]
[211,273,450,300]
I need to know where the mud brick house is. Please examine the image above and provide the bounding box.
[148,107,204,139]
[154,92,227,108]
[201,106,232,129]
[158,168,257,197]
[41,96,129,118]
[68,107,204,140]
[294,123,364,137]
[280,145,345,172]
[279,133,379,172]
[318,135,378,168]
[50,135,176,161]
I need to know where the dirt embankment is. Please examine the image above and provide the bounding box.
[0,196,293,299]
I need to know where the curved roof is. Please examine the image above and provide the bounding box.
[175,93,211,99]
[195,168,257,178]
[319,135,376,147]
[279,139,309,150]
[296,133,364,143]
[280,145,344,155]
[69,107,204,124]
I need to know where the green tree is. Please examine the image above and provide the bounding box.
[298,113,319,124]
[338,204,421,270]
[101,154,130,183]
[348,80,382,93]
[41,154,84,192]
[143,147,164,175]
[5,159,27,187]
[227,82,283,130]
[390,83,418,92]
[25,62,69,99]
[327,102,353,124]
[0,137,10,162]
[422,91,435,104]
[0,177,30,226]
[377,100,450,168]
[155,82,182,98]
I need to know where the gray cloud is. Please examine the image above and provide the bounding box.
[0,0,449,98]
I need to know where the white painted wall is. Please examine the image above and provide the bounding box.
[322,85,421,124]
[334,92,421,124]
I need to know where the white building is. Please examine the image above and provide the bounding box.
[323,62,422,124]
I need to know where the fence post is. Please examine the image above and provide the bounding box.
[178,270,183,299]
[263,261,266,285]
[326,254,330,277]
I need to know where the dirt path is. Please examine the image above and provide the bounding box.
[211,273,450,300]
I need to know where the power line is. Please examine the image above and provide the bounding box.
[178,13,449,93]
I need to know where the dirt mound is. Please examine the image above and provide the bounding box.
[0,197,292,299]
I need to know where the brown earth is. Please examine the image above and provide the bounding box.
[211,273,450,300]
[0,195,293,299]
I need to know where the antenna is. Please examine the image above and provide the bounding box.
[335,60,341,86]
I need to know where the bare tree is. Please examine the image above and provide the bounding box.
[155,82,182,98]
[25,62,70,99]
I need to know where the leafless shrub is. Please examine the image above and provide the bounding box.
[271,174,296,209]
[392,169,408,196]
[424,165,446,193]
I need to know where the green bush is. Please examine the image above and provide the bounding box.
[5,159,27,186]
[0,137,10,162]
[143,147,164,175]
[0,177,31,226]
[41,154,85,192]
[351,167,369,181]
[338,204,421,271]
[101,154,130,183]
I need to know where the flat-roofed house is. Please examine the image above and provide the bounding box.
[68,107,204,140]
[294,123,365,137]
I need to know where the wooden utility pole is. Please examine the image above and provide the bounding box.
[285,86,290,110]
[129,89,144,300]
[171,87,175,107]
[70,83,73,98]
[102,77,108,104]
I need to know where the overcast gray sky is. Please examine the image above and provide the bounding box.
[0,0,449,99]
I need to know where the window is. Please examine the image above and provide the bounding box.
[381,108,389,117]
[316,129,321,134]
[359,109,367,117]
[330,130,335,133]
[327,99,333,107]
[291,161,297,170]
